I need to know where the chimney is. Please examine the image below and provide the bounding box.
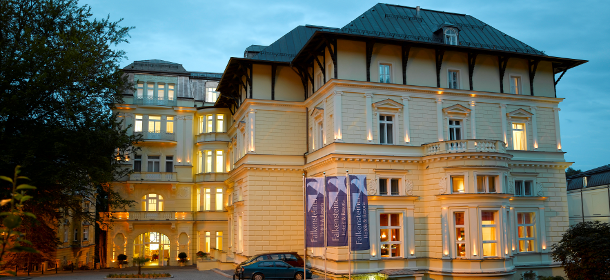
[416,6,420,17]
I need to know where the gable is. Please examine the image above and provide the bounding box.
[442,104,471,115]
[372,99,403,111]
[507,108,533,119]
[311,107,324,119]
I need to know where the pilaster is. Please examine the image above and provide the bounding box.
[531,106,539,149]
[333,91,343,142]
[470,101,476,139]
[402,96,411,144]
[436,98,444,141]
[500,104,507,146]
[365,93,373,142]
[553,108,562,151]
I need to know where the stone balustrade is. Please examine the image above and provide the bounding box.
[110,211,192,221]
[423,139,506,156]
[129,172,177,182]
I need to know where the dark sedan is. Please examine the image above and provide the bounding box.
[235,260,312,280]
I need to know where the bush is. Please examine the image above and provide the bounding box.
[196,251,207,258]
[178,252,187,263]
[62,264,75,271]
[552,221,610,280]
[118,254,128,264]
[79,265,91,270]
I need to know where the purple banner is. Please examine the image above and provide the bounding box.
[326,176,348,247]
[349,175,370,251]
[306,177,325,247]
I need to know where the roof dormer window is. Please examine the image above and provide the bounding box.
[444,28,458,45]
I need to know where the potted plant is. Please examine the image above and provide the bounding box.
[196,251,208,260]
[117,254,127,268]
[178,252,188,266]
[132,257,150,275]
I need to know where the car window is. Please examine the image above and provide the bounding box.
[258,261,273,267]
[285,254,298,261]
[274,261,289,268]
[270,254,283,260]
[255,256,265,262]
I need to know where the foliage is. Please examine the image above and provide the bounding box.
[0,0,139,260]
[178,252,187,263]
[62,263,76,271]
[565,167,582,178]
[132,256,150,275]
[79,265,91,270]
[106,273,171,279]
[196,251,207,258]
[537,276,564,280]
[551,221,610,280]
[348,273,388,280]
[0,166,38,274]
[117,254,127,265]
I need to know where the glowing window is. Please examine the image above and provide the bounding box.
[512,123,526,150]
[451,176,465,193]
[379,213,401,258]
[481,211,498,257]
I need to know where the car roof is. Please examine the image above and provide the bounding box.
[251,252,299,257]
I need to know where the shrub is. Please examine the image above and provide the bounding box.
[551,221,610,280]
[62,263,75,271]
[118,254,128,264]
[178,252,187,263]
[196,251,207,258]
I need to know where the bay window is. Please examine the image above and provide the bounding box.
[136,82,144,99]
[168,84,175,101]
[135,115,143,132]
[215,150,224,173]
[476,175,497,193]
[147,83,154,101]
[166,116,174,134]
[198,151,203,173]
[197,188,201,211]
[451,175,465,193]
[83,226,89,241]
[454,212,466,257]
[217,114,225,132]
[206,115,213,133]
[216,188,223,211]
[379,213,401,258]
[517,212,536,252]
[205,150,212,173]
[157,84,165,101]
[481,211,498,257]
[204,188,211,211]
[148,116,161,134]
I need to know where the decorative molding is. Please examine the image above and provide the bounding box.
[405,179,414,196]
[438,176,447,195]
[536,182,544,196]
[372,98,403,111]
[367,178,377,195]
[507,108,533,119]
[178,186,190,198]
[311,107,324,119]
[442,104,471,115]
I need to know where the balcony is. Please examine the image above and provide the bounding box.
[129,172,177,182]
[196,133,230,143]
[109,211,227,221]
[196,173,229,182]
[134,96,177,107]
[135,132,176,142]
[423,139,506,156]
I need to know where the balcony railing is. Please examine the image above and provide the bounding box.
[423,139,506,156]
[196,173,229,182]
[129,172,177,182]
[134,96,177,107]
[110,211,192,221]
[135,132,176,141]
[196,133,230,143]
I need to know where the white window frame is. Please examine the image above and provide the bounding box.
[142,193,164,212]
[205,150,212,173]
[315,71,324,91]
[204,188,211,211]
[206,115,214,133]
[446,172,468,194]
[136,82,144,100]
[379,63,392,84]
[199,116,204,134]
[509,75,522,95]
[379,114,396,145]
[516,211,536,253]
[216,231,223,251]
[511,122,527,150]
[215,150,224,173]
[147,156,160,172]
[379,212,403,258]
[83,226,89,241]
[148,116,161,134]
[216,114,225,133]
[449,208,470,258]
[317,120,324,149]
[479,209,500,258]
[515,179,535,196]
[476,174,500,193]
[197,151,203,174]
[166,116,174,134]
[447,69,460,89]
[444,28,458,45]
[215,188,223,211]
[134,115,143,133]
[378,178,401,196]
[206,87,219,103]
[448,119,464,141]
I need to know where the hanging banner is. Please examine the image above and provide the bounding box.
[349,174,370,251]
[306,177,325,247]
[326,176,348,247]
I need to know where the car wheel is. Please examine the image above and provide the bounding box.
[253,273,264,280]
[294,272,304,280]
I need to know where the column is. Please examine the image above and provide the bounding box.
[500,104,507,146]
[176,116,184,164]
[531,106,539,149]
[509,207,516,255]
[406,206,415,258]
[333,91,343,141]
[247,109,256,153]
[402,96,411,144]
[553,108,562,151]
[539,207,547,252]
[470,101,476,139]
[365,93,373,142]
[501,206,509,257]
[436,98,444,141]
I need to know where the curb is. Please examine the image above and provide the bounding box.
[212,268,233,278]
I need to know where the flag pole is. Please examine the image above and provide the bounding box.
[303,172,307,274]
[323,172,327,280]
[346,170,351,280]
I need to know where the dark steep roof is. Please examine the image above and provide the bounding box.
[251,26,323,62]
[125,59,188,73]
[567,165,610,191]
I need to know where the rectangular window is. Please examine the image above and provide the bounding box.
[449,119,462,141]
[165,156,173,173]
[379,115,394,144]
[216,232,223,251]
[205,150,212,173]
[451,176,465,193]
[135,115,143,132]
[512,123,526,150]
[147,83,154,101]
[316,73,323,90]
[448,70,460,89]
[216,188,223,211]
[136,82,144,99]
[197,188,201,211]
[148,116,161,134]
[317,121,324,148]
[379,64,391,83]
[379,178,400,196]
[481,211,498,257]
[510,76,522,95]
[168,84,175,100]
[134,155,142,172]
[380,213,401,258]
[206,115,214,133]
[206,88,218,103]
[204,188,211,211]
[205,231,211,253]
[216,114,225,133]
[157,84,165,101]
[515,180,533,196]
[83,226,89,241]
[215,150,224,173]
[74,229,78,241]
[166,116,174,134]
[476,175,497,193]
[147,156,160,172]
[517,212,536,252]
[199,116,204,134]
[454,212,466,257]
[198,151,203,173]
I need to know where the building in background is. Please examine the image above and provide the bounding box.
[567,165,610,225]
[106,59,229,267]
[216,3,586,279]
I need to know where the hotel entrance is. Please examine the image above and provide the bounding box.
[133,232,170,266]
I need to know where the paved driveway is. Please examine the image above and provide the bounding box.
[2,266,229,280]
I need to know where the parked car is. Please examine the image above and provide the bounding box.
[234,252,304,277]
[235,260,312,280]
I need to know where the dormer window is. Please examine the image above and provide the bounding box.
[444,28,458,45]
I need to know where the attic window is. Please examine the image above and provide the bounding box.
[444,28,458,45]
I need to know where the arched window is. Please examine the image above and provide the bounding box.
[444,28,458,45]
[141,194,164,211]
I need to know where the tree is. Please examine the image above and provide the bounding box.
[132,256,149,275]
[566,167,582,178]
[0,0,138,265]
[552,221,610,280]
